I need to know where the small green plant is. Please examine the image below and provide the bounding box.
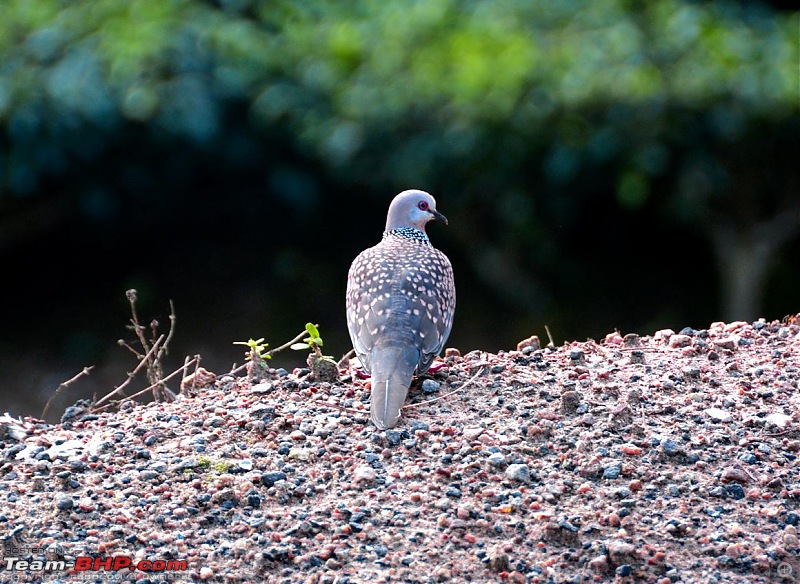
[290,323,325,353]
[233,338,272,362]
[213,461,233,473]
[292,323,339,381]
[233,337,272,382]
[232,324,340,383]
[191,456,232,475]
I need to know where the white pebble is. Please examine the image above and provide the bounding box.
[704,407,732,423]
[766,413,792,429]
[199,566,214,580]
[354,465,376,484]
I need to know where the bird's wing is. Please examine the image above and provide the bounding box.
[413,248,455,373]
[346,246,392,373]
[346,243,455,374]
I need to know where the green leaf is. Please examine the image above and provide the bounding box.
[305,322,320,339]
[233,337,266,348]
[290,342,311,351]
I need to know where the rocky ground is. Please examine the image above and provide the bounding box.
[1,317,799,584]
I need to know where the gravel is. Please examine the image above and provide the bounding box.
[1,317,799,583]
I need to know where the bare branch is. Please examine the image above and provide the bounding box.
[94,335,164,407]
[41,366,94,420]
[158,300,177,361]
[545,325,555,348]
[121,357,197,404]
[266,327,316,357]
[94,357,199,413]
[126,289,150,355]
[181,354,202,396]
[229,362,247,376]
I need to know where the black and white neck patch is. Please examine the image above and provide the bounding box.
[382,227,431,245]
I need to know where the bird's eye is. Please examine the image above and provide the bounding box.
[417,201,429,211]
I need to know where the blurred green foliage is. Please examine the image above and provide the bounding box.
[1,0,794,187]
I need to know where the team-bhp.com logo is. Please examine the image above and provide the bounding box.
[75,557,188,572]
[3,555,188,574]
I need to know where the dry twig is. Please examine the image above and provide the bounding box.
[95,335,164,408]
[41,366,94,420]
[181,355,201,396]
[545,325,555,348]
[92,290,181,412]
[93,357,198,413]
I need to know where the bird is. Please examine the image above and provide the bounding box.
[346,189,456,430]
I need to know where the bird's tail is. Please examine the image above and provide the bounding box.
[369,345,419,430]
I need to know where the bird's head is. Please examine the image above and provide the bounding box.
[385,189,448,233]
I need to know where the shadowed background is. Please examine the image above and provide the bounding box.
[1,0,798,421]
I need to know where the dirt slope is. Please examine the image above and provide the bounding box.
[1,317,799,583]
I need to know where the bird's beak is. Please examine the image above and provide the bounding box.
[431,209,448,225]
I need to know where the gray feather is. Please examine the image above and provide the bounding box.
[369,344,419,429]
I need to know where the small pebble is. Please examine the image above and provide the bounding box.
[661,439,680,456]
[669,334,691,348]
[487,452,507,468]
[422,379,441,394]
[704,407,732,423]
[765,413,792,428]
[261,471,287,487]
[616,564,632,577]
[505,464,531,483]
[569,350,585,362]
[385,430,402,447]
[623,333,640,346]
[607,540,637,565]
[56,496,73,511]
[435,498,451,510]
[715,337,738,350]
[603,462,622,480]
[463,427,484,439]
[353,466,375,484]
[199,566,214,580]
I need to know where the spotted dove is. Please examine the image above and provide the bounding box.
[346,190,456,430]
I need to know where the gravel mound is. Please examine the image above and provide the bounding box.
[1,317,799,583]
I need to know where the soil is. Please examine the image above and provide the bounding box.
[1,317,799,584]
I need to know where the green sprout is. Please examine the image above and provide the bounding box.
[233,337,273,382]
[290,323,325,353]
[233,338,272,361]
[232,325,339,383]
[291,323,339,381]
